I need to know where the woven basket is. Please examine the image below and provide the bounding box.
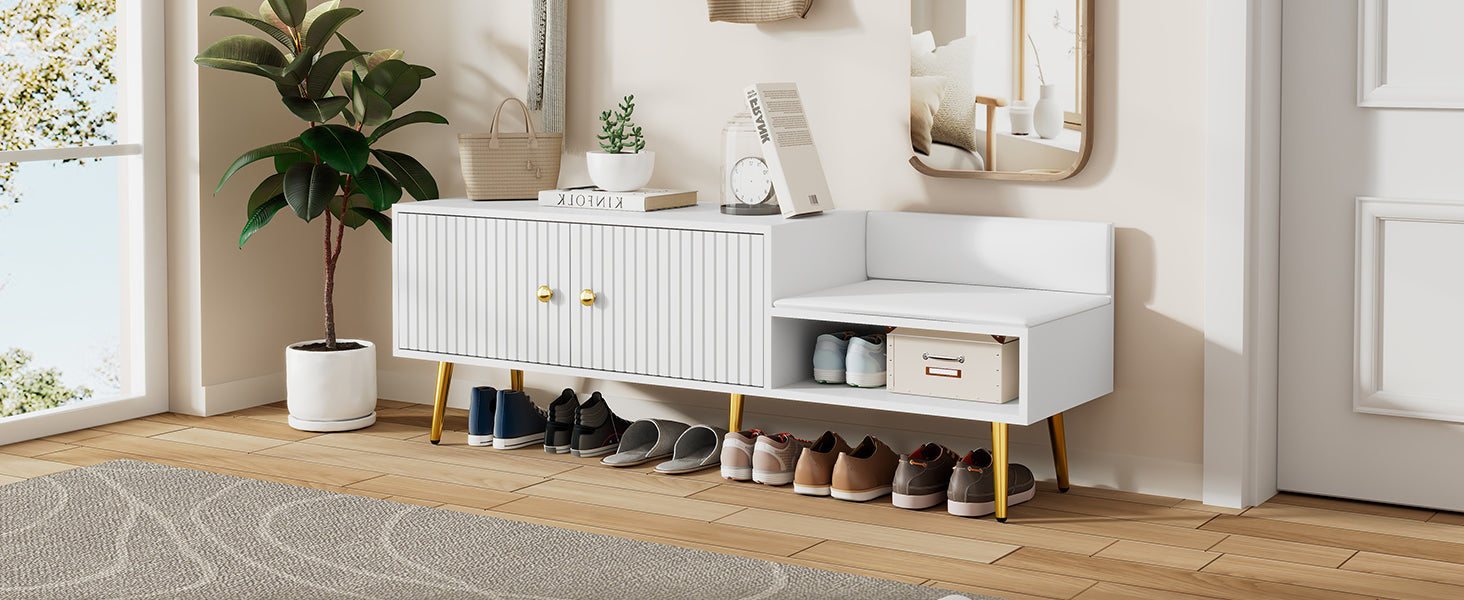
[458,98,563,200]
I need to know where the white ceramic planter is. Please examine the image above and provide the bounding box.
[285,339,377,432]
[586,150,655,192]
[1034,84,1064,140]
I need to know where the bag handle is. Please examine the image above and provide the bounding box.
[488,97,540,150]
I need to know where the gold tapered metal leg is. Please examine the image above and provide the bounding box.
[509,369,524,391]
[728,393,744,432]
[992,422,1010,522]
[430,362,454,445]
[1048,413,1070,493]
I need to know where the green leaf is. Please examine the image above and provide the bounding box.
[368,111,448,144]
[350,207,392,242]
[194,35,290,82]
[299,0,339,37]
[306,50,366,98]
[351,165,402,211]
[300,124,370,175]
[301,8,361,55]
[240,195,289,248]
[363,59,421,107]
[335,33,372,78]
[350,72,393,127]
[372,150,438,201]
[284,162,338,221]
[267,0,307,28]
[282,96,350,122]
[217,141,308,193]
[274,151,311,174]
[248,173,287,214]
[367,49,404,70]
[328,194,371,228]
[412,65,437,79]
[208,7,294,50]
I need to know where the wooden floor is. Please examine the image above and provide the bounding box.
[3,401,1462,600]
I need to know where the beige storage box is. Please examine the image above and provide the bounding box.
[887,328,1019,403]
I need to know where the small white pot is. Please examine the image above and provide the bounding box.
[586,150,655,192]
[1033,84,1064,139]
[285,339,377,432]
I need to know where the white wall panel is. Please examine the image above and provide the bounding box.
[1359,0,1464,108]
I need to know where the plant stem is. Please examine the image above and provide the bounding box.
[323,210,336,349]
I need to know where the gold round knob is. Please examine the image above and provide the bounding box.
[580,289,596,306]
[536,285,553,303]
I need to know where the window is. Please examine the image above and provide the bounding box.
[0,0,164,441]
[1016,0,1083,126]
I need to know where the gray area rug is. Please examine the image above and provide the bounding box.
[0,460,997,599]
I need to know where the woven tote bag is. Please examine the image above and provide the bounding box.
[458,98,563,200]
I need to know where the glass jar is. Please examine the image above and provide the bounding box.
[720,113,780,215]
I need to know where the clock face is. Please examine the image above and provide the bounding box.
[729,156,774,205]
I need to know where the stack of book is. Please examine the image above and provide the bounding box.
[539,187,697,212]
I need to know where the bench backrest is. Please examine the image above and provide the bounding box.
[865,211,1114,296]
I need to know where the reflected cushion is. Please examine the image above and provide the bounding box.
[911,36,979,153]
[910,76,947,154]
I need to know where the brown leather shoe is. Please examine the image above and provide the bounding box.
[830,435,900,502]
[793,431,852,496]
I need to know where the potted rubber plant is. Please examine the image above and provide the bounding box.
[586,94,653,191]
[195,0,447,431]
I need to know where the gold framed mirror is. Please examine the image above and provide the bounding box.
[909,0,1093,181]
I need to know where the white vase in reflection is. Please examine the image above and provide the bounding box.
[1034,84,1064,139]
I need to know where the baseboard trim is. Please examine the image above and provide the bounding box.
[194,372,285,417]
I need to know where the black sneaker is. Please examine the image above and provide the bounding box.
[467,386,497,447]
[571,392,632,458]
[544,388,579,454]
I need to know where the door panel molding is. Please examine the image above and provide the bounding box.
[1358,0,1464,108]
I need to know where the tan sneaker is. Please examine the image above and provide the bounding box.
[752,432,811,486]
[720,429,762,481]
[793,431,852,496]
[830,435,900,502]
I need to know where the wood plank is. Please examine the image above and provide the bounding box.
[996,547,1374,600]
[350,418,430,440]
[347,474,520,509]
[716,507,1017,564]
[0,454,79,478]
[794,541,1095,599]
[1007,504,1229,550]
[516,479,742,522]
[0,474,23,486]
[41,446,142,467]
[152,428,290,453]
[375,399,413,409]
[75,434,377,487]
[494,496,821,557]
[1202,513,1464,564]
[1203,553,1464,600]
[300,433,575,478]
[33,446,389,499]
[142,413,320,441]
[1094,540,1221,571]
[41,429,110,443]
[1244,503,1464,546]
[1208,534,1356,568]
[1173,499,1247,516]
[1342,551,1464,587]
[94,420,186,437]
[382,496,443,508]
[553,465,717,497]
[1037,481,1186,508]
[1431,512,1464,527]
[1024,491,1218,529]
[0,439,73,457]
[1072,581,1224,600]
[927,581,1068,600]
[257,442,544,492]
[1265,492,1436,522]
[223,405,290,423]
[689,482,1114,556]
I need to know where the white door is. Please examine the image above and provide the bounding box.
[1278,0,1464,510]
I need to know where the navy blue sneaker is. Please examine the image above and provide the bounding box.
[571,392,632,458]
[467,386,496,447]
[544,388,579,454]
[493,389,546,450]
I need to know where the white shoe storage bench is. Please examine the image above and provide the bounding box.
[392,200,1114,521]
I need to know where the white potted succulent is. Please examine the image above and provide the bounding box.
[195,0,447,431]
[586,94,653,192]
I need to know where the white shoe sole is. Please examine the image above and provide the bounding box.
[752,470,795,486]
[793,484,830,496]
[892,490,946,509]
[571,445,617,458]
[813,368,845,384]
[846,370,887,388]
[467,434,494,447]
[492,432,545,450]
[721,465,752,481]
[831,486,892,502]
[947,486,1037,517]
[544,444,570,454]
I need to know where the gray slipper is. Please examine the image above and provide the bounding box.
[601,419,690,467]
[654,425,730,474]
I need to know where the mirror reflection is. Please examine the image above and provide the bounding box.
[909,0,1090,180]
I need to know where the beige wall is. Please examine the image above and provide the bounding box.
[178,0,1208,498]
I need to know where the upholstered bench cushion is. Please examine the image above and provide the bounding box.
[772,279,1111,328]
